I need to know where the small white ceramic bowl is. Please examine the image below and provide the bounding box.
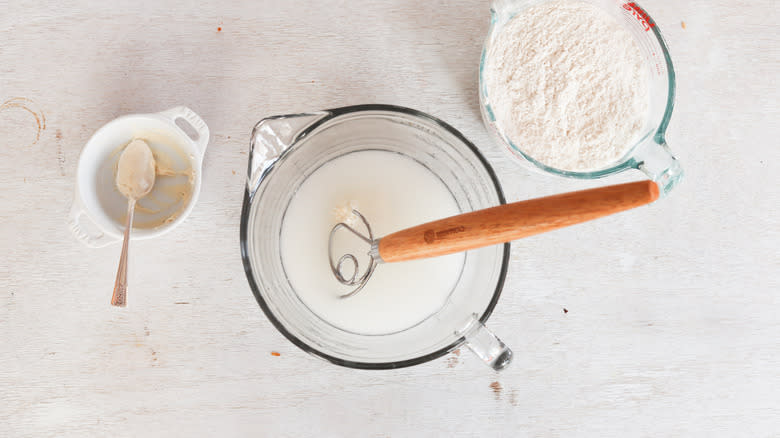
[69,106,209,247]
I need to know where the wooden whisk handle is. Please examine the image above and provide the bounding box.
[377,180,659,263]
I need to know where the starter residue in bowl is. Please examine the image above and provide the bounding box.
[99,133,195,229]
[135,146,194,227]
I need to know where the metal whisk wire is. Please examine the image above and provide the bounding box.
[328,210,380,298]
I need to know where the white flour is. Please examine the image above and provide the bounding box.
[484,0,649,172]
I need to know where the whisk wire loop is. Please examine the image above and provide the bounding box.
[328,210,379,298]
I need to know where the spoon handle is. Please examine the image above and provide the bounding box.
[111,199,136,307]
[378,180,659,263]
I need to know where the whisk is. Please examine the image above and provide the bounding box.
[329,180,659,298]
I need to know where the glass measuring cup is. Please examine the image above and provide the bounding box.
[240,105,512,370]
[480,0,683,196]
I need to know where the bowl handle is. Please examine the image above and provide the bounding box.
[462,315,513,371]
[246,112,329,198]
[158,106,210,156]
[68,193,116,248]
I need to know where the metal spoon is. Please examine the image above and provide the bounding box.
[111,139,156,307]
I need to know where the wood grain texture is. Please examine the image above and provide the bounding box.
[0,1,778,437]
[379,181,659,262]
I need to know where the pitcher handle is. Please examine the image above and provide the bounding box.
[633,140,684,197]
[462,315,513,371]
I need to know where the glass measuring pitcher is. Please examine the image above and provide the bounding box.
[480,0,683,196]
[240,105,512,370]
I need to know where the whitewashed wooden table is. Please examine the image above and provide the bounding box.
[1,1,778,436]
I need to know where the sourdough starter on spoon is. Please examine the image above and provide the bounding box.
[111,139,156,307]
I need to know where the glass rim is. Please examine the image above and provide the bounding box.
[240,104,511,370]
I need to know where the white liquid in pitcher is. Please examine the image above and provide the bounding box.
[280,150,465,335]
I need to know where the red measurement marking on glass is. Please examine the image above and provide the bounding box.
[622,2,655,32]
